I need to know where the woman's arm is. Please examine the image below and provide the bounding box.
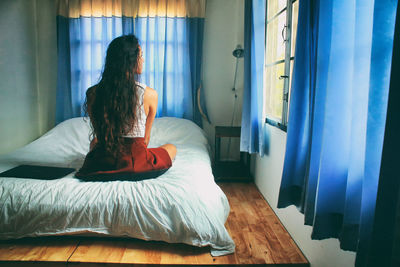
[143,87,158,146]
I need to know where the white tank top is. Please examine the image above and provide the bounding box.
[123,82,147,138]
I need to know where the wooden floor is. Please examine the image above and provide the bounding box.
[0,183,309,266]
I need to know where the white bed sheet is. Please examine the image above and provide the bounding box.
[0,117,235,256]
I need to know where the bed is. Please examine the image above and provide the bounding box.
[0,117,235,256]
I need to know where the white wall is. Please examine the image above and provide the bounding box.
[36,0,57,135]
[202,0,244,161]
[0,0,57,155]
[0,0,39,154]
[254,124,357,267]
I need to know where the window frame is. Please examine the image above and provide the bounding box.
[264,0,298,132]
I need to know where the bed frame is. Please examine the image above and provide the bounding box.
[0,183,309,266]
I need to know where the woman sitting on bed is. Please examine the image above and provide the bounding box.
[76,35,176,180]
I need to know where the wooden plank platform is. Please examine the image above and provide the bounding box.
[0,183,309,266]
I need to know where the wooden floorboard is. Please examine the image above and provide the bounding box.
[0,236,77,266]
[0,183,309,266]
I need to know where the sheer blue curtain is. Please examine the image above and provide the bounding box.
[277,0,398,265]
[56,0,206,125]
[240,0,266,156]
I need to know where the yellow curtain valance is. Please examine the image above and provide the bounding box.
[57,0,206,18]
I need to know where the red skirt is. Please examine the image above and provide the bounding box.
[75,138,172,181]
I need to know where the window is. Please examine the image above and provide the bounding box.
[69,17,189,112]
[136,18,188,91]
[264,0,299,131]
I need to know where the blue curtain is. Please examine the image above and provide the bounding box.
[277,0,398,265]
[240,0,266,156]
[56,10,205,125]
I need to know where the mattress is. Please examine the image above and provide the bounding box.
[0,117,235,256]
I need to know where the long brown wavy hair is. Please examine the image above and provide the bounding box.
[85,35,142,156]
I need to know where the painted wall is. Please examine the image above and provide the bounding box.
[36,0,57,135]
[202,0,244,161]
[254,124,357,267]
[0,0,57,155]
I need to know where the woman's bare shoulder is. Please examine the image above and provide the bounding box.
[144,86,158,100]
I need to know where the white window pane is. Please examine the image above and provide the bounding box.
[106,19,113,40]
[265,11,287,64]
[83,43,91,71]
[93,19,102,41]
[148,42,155,72]
[158,18,166,43]
[267,0,287,20]
[289,59,294,94]
[82,19,91,42]
[139,20,147,43]
[93,43,102,70]
[291,0,299,57]
[166,43,174,70]
[264,63,285,121]
[114,19,122,37]
[288,58,294,106]
[176,20,185,43]
[148,19,155,42]
[82,71,92,91]
[285,59,295,120]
